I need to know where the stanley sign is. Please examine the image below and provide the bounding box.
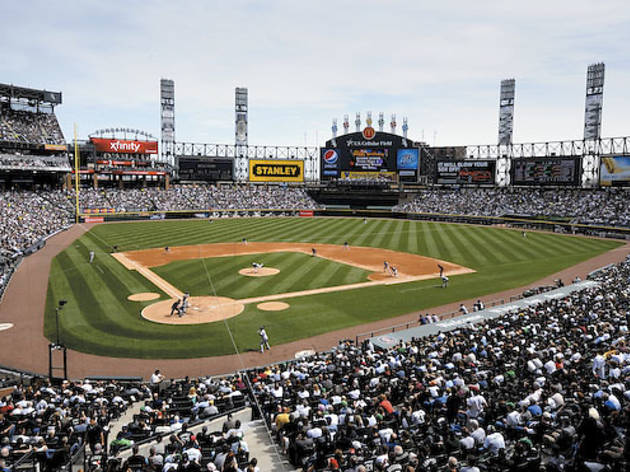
[249,159,304,182]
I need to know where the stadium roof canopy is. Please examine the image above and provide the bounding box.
[0,83,62,105]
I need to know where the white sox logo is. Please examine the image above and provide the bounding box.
[109,140,141,153]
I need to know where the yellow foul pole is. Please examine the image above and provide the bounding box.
[74,124,80,224]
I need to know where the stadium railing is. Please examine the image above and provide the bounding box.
[353,296,510,346]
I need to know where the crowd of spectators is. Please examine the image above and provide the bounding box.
[250,257,630,472]
[106,374,253,471]
[0,154,70,171]
[395,187,630,228]
[77,185,320,213]
[0,104,65,145]
[0,378,142,471]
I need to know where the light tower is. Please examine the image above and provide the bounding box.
[160,79,175,166]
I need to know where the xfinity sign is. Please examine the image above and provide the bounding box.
[110,140,140,152]
[90,138,158,154]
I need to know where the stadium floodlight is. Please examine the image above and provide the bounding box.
[343,114,350,134]
[332,118,338,138]
[355,113,361,132]
[378,112,384,132]
[161,78,176,166]
[498,79,516,145]
[390,114,397,134]
[584,63,605,140]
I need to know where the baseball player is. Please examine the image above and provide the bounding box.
[438,264,444,277]
[180,293,190,315]
[165,246,170,253]
[383,261,389,272]
[312,248,317,257]
[343,241,349,250]
[89,251,95,263]
[242,238,248,245]
[258,326,271,353]
[363,218,367,225]
[169,299,181,317]
[252,262,264,273]
[522,231,527,238]
[441,275,449,288]
[391,266,398,277]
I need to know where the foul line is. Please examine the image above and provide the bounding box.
[112,252,184,299]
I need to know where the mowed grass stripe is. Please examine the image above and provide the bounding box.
[302,218,352,243]
[476,227,529,263]
[420,222,440,257]
[365,219,396,249]
[433,225,469,265]
[388,220,407,254]
[497,229,572,261]
[270,218,329,242]
[405,221,419,255]
[534,231,607,254]
[461,226,503,267]
[510,232,573,260]
[446,226,492,267]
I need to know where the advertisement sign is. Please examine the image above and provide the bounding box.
[299,210,314,217]
[362,126,376,140]
[436,160,496,185]
[249,159,304,182]
[600,156,630,186]
[340,171,396,182]
[83,216,104,223]
[397,149,419,170]
[83,208,115,214]
[511,158,579,186]
[44,144,67,151]
[90,138,158,154]
[321,149,339,169]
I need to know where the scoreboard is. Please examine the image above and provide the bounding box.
[178,158,233,181]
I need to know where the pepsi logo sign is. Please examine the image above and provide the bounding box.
[323,149,338,165]
[362,126,376,140]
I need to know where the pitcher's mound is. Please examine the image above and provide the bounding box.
[142,296,245,325]
[257,301,289,311]
[239,267,280,277]
[128,292,160,301]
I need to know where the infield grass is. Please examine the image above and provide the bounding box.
[44,218,622,358]
[152,252,372,299]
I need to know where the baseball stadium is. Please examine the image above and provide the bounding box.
[2,9,630,472]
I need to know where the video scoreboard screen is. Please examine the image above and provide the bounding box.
[178,158,233,181]
[511,158,579,186]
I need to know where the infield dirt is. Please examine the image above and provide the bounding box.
[116,241,475,323]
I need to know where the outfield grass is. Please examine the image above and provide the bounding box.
[44,218,622,358]
[152,252,371,299]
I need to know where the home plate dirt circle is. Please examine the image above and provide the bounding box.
[128,292,160,302]
[142,296,245,325]
[257,301,290,311]
[238,267,280,277]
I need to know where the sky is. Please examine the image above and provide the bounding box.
[2,0,629,148]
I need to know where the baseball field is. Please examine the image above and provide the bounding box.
[43,217,621,359]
